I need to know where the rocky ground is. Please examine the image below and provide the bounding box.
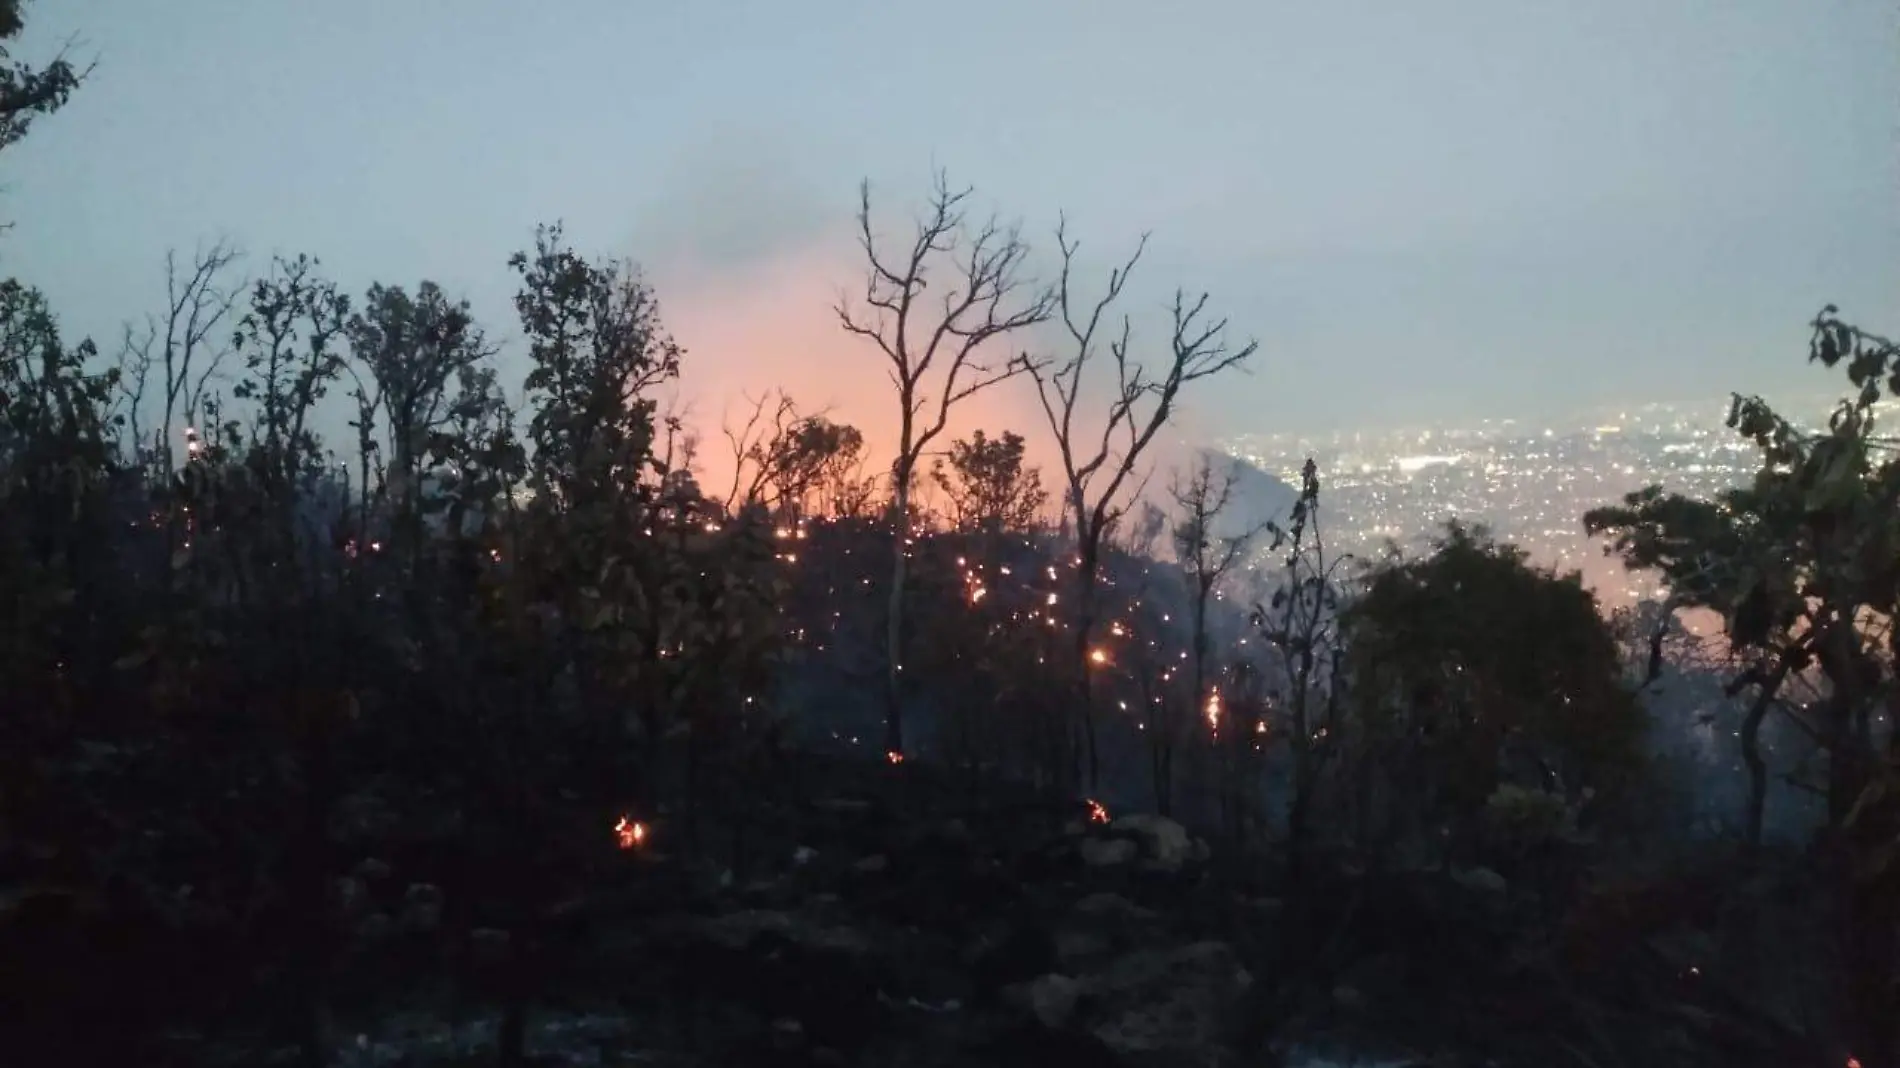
[131,756,1847,1067]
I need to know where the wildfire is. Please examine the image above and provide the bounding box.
[1086,798,1110,824]
[613,815,647,850]
[885,750,905,765]
[1089,648,1109,665]
[1205,688,1223,733]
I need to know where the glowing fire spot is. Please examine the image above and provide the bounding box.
[1205,688,1223,732]
[1089,648,1108,665]
[614,815,647,850]
[1086,799,1110,824]
[885,750,905,765]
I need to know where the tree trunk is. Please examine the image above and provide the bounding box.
[1073,540,1102,793]
[884,473,912,757]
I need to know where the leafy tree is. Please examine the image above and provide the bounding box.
[1252,460,1350,878]
[721,389,865,519]
[0,0,90,158]
[345,280,496,531]
[931,428,1047,534]
[1340,523,1643,870]
[1585,308,1900,1064]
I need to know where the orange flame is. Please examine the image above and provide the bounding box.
[1089,648,1109,665]
[614,815,647,850]
[1086,798,1110,824]
[885,750,905,765]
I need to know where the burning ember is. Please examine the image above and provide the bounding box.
[1089,648,1109,665]
[1086,798,1110,824]
[613,815,647,850]
[885,750,905,765]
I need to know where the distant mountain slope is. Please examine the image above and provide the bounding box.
[1194,448,1301,544]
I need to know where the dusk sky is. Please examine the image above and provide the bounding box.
[6,0,1896,463]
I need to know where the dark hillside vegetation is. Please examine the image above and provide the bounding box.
[0,5,1894,1065]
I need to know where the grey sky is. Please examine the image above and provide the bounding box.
[6,0,1897,440]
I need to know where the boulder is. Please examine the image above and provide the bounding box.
[1056,893,1160,972]
[352,857,393,882]
[686,908,873,956]
[398,883,443,934]
[1111,814,1195,873]
[1082,941,1254,1063]
[1080,837,1138,868]
[1450,866,1508,895]
[1004,973,1082,1029]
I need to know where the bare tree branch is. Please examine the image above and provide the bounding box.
[834,169,1055,756]
[1018,215,1259,789]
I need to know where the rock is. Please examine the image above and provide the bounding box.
[1242,896,1285,924]
[1081,942,1253,1062]
[1006,973,1082,1029]
[1057,893,1159,971]
[1331,984,1364,1010]
[1110,814,1194,872]
[1054,928,1114,973]
[398,883,443,933]
[1189,838,1212,864]
[853,854,889,874]
[468,927,511,964]
[1072,892,1157,924]
[792,846,819,867]
[356,911,393,943]
[1080,837,1138,868]
[330,792,398,844]
[686,909,874,957]
[330,876,369,916]
[352,858,393,882]
[662,908,884,1054]
[1451,866,1508,894]
[770,1017,806,1051]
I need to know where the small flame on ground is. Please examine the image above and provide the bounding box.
[1086,799,1110,824]
[885,750,905,765]
[1089,648,1108,665]
[614,815,647,850]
